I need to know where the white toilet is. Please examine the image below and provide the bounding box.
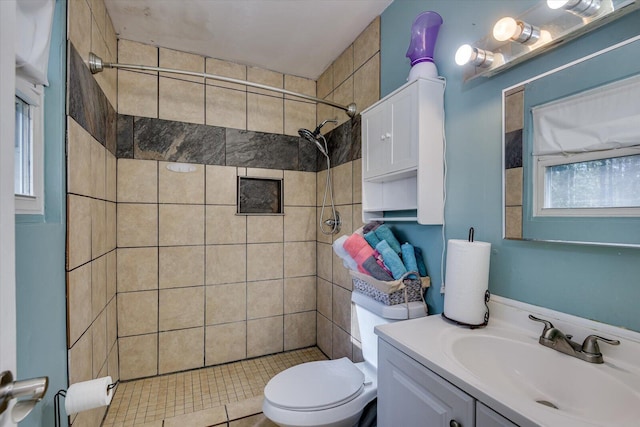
[262,292,427,427]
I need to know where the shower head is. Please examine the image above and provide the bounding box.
[298,118,338,157]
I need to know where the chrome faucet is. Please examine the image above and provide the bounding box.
[529,315,620,364]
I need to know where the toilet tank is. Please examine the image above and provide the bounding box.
[352,292,427,369]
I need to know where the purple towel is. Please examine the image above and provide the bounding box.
[363,221,383,234]
[363,257,394,281]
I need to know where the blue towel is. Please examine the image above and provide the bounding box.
[364,231,381,249]
[414,247,428,277]
[401,243,418,274]
[375,224,402,255]
[376,240,407,280]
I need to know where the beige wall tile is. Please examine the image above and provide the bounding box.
[106,201,116,251]
[118,70,159,118]
[206,282,246,324]
[247,279,283,319]
[159,162,205,204]
[284,206,315,242]
[159,204,204,246]
[91,255,106,318]
[158,327,204,374]
[159,77,205,125]
[331,204,352,244]
[316,242,332,282]
[107,342,119,382]
[354,54,380,113]
[352,160,362,204]
[316,99,339,132]
[68,0,92,62]
[332,252,353,291]
[106,298,117,351]
[106,250,116,300]
[247,94,284,134]
[206,86,247,130]
[117,203,158,247]
[284,276,316,314]
[117,159,158,203]
[316,277,332,319]
[333,78,354,127]
[247,215,283,243]
[505,167,523,206]
[89,0,106,36]
[316,169,327,207]
[332,285,352,332]
[118,39,157,65]
[106,151,116,202]
[245,167,283,178]
[352,204,364,231]
[317,65,333,100]
[247,316,283,358]
[164,406,227,427]
[284,100,316,137]
[159,246,204,288]
[247,243,283,281]
[119,334,157,380]
[69,330,92,385]
[284,171,316,206]
[159,287,204,331]
[92,310,107,376]
[117,290,158,336]
[67,118,92,197]
[206,165,237,205]
[505,89,525,133]
[284,311,316,351]
[91,199,106,257]
[332,162,353,205]
[354,17,380,69]
[505,206,523,239]
[284,241,316,278]
[206,245,246,285]
[206,205,246,244]
[206,57,247,90]
[91,17,116,109]
[316,207,333,244]
[332,323,352,360]
[68,264,92,346]
[117,247,158,292]
[334,45,354,88]
[316,313,332,357]
[247,66,283,97]
[284,75,315,98]
[68,195,92,269]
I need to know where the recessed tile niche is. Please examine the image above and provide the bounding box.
[237,176,283,214]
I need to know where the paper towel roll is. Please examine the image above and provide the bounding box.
[65,376,114,415]
[443,239,491,325]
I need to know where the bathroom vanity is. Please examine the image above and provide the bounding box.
[375,296,640,427]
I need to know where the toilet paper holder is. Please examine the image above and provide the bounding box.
[54,379,118,427]
[0,370,49,423]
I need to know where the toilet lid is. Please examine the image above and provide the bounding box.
[264,358,365,411]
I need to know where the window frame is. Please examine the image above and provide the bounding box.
[14,76,44,215]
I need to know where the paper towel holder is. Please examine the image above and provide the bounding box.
[441,289,491,329]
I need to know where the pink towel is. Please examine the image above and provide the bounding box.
[343,234,375,274]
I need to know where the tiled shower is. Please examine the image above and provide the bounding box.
[65,0,380,424]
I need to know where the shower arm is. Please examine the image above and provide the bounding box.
[88,52,357,118]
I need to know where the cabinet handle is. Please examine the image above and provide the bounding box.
[450,420,462,427]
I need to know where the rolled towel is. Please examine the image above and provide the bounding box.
[364,231,381,249]
[414,247,428,277]
[363,221,383,234]
[343,234,375,274]
[375,224,402,255]
[374,250,393,277]
[352,226,365,237]
[362,257,394,281]
[375,240,407,280]
[332,235,358,272]
[401,243,418,273]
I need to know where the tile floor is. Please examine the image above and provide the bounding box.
[102,347,327,426]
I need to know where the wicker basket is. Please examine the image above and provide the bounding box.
[350,270,430,306]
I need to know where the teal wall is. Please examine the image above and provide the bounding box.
[381,1,640,331]
[15,0,68,425]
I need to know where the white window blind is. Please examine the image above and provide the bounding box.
[16,0,55,86]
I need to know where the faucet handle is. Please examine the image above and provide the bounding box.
[529,315,555,338]
[581,334,621,355]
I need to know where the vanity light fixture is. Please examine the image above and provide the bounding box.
[493,17,541,44]
[455,44,495,67]
[547,0,602,17]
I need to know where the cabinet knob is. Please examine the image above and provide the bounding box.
[450,420,462,427]
[380,134,386,140]
[385,132,391,139]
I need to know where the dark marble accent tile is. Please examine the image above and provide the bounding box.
[133,117,225,165]
[505,129,523,169]
[350,115,362,161]
[318,118,361,171]
[68,42,115,152]
[226,129,299,170]
[105,108,117,156]
[117,115,134,159]
[238,177,282,214]
[299,136,319,172]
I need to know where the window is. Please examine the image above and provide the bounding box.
[14,78,44,214]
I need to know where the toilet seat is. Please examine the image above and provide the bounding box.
[264,358,364,411]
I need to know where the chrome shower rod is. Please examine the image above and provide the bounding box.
[88,52,357,117]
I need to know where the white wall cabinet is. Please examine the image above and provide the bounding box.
[378,339,519,427]
[361,77,444,224]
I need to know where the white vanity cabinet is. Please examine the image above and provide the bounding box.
[360,77,444,225]
[378,339,519,427]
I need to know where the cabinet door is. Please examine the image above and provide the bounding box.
[378,340,475,427]
[362,102,389,179]
[476,403,519,427]
[388,85,418,173]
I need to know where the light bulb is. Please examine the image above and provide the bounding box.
[493,17,520,42]
[454,44,495,68]
[547,0,601,17]
[528,30,553,50]
[455,44,474,66]
[547,0,569,9]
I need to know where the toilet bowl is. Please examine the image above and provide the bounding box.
[263,292,427,427]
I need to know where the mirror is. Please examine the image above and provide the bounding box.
[502,35,640,247]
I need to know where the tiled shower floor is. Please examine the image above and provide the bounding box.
[102,347,327,426]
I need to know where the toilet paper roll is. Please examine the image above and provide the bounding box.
[443,239,491,326]
[65,376,114,415]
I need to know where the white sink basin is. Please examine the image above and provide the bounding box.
[446,330,640,426]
